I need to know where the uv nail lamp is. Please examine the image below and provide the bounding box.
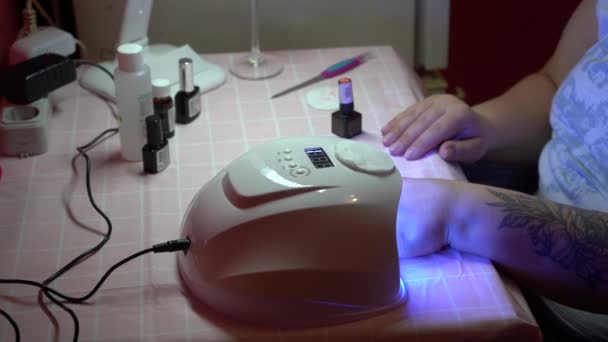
[178,136,406,328]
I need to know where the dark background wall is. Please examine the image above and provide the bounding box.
[444,0,582,105]
[0,1,19,69]
[3,0,582,102]
[1,0,76,69]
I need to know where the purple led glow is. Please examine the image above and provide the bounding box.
[299,277,407,310]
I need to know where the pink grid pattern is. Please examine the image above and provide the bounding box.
[0,46,541,341]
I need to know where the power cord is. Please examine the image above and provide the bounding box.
[31,0,56,27]
[21,0,37,37]
[44,128,118,342]
[0,133,190,341]
[0,61,187,342]
[73,60,114,81]
[0,127,117,342]
[0,239,190,342]
[2,240,191,302]
[0,308,19,341]
[45,128,118,287]
[10,240,191,303]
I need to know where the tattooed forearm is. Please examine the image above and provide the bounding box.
[485,188,608,288]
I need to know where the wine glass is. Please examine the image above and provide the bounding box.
[230,0,283,80]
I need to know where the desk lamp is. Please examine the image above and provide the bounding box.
[74,0,226,103]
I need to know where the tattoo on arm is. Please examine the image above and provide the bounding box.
[485,188,608,288]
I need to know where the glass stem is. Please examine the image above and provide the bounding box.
[249,0,263,65]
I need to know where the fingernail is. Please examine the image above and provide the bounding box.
[382,133,395,145]
[405,147,417,160]
[442,145,453,159]
[389,141,405,155]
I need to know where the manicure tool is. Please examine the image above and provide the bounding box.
[271,52,372,99]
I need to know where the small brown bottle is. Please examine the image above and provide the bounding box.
[152,78,175,138]
[175,58,201,124]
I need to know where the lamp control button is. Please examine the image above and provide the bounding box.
[284,148,292,154]
[284,156,293,161]
[288,162,298,168]
[290,166,310,177]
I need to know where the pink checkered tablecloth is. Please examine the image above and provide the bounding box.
[0,46,541,341]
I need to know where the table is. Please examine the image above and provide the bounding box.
[0,46,541,341]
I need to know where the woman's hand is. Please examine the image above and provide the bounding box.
[396,178,457,258]
[381,94,492,163]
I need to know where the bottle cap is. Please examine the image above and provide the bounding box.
[116,43,144,72]
[338,78,354,112]
[152,78,171,98]
[179,58,194,92]
[145,115,164,146]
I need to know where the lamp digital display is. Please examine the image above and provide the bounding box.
[305,147,334,168]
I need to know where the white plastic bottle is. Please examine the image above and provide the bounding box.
[114,43,153,161]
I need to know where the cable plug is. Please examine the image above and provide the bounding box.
[152,238,191,254]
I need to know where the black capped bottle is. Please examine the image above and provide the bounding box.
[142,115,170,174]
[175,58,201,124]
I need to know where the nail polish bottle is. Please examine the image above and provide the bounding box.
[175,58,201,124]
[152,78,175,138]
[332,77,362,138]
[142,115,170,174]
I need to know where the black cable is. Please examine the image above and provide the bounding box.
[1,240,190,301]
[0,308,20,342]
[0,239,190,340]
[37,128,119,341]
[44,128,118,285]
[41,292,79,342]
[1,58,172,341]
[41,128,117,342]
[0,129,118,342]
[0,128,189,342]
[73,60,114,80]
